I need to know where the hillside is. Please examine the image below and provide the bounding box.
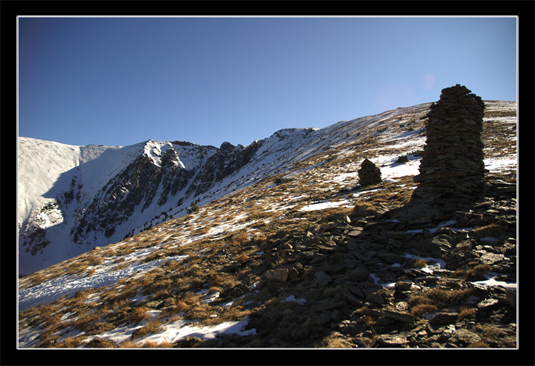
[18,99,517,349]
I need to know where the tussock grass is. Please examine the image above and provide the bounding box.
[421,288,479,307]
[53,337,84,348]
[72,312,99,331]
[118,340,141,348]
[466,264,492,279]
[236,253,249,263]
[407,258,427,269]
[468,342,490,348]
[323,333,355,348]
[411,304,438,318]
[131,307,150,324]
[458,306,478,321]
[141,339,174,348]
[130,320,163,340]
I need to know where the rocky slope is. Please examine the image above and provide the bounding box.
[18,99,517,350]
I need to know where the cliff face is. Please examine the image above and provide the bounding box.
[185,140,262,198]
[70,140,263,245]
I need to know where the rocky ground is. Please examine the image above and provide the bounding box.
[169,172,517,349]
[17,100,519,351]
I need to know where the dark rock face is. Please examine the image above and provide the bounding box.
[185,140,262,198]
[72,151,193,243]
[70,140,263,245]
[358,158,382,187]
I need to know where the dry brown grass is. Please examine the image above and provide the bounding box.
[411,304,438,318]
[118,340,141,348]
[131,307,150,324]
[407,294,435,307]
[458,306,478,321]
[470,223,507,239]
[72,312,99,331]
[141,339,174,348]
[466,264,492,279]
[423,288,479,307]
[110,260,130,272]
[323,333,355,348]
[142,251,165,263]
[231,231,249,246]
[53,337,84,348]
[236,252,249,263]
[407,258,427,269]
[130,320,163,340]
[467,341,490,348]
[484,109,516,118]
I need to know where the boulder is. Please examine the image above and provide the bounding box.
[313,271,332,287]
[382,310,415,324]
[451,328,482,345]
[429,312,458,324]
[266,268,289,282]
[418,234,455,257]
[375,334,409,347]
[348,267,370,282]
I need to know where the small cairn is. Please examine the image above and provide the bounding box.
[358,158,382,187]
[394,84,486,224]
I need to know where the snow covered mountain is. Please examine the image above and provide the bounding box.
[18,101,517,275]
[18,128,318,274]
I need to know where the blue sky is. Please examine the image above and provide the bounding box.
[18,16,517,148]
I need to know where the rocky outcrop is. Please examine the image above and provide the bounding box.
[185,141,262,198]
[70,140,264,245]
[71,151,194,243]
[358,158,381,187]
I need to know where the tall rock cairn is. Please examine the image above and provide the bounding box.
[412,84,486,209]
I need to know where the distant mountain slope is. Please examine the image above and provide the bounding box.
[18,101,517,275]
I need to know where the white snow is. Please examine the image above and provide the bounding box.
[139,318,255,346]
[471,276,517,290]
[380,156,422,179]
[484,157,517,173]
[299,200,352,212]
[18,253,188,312]
[283,295,307,305]
[72,317,255,348]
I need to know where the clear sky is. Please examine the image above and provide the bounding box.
[18,16,517,148]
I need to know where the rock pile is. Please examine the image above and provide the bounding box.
[414,84,486,204]
[395,84,486,224]
[358,158,382,187]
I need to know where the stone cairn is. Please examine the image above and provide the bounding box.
[358,158,382,187]
[396,84,486,223]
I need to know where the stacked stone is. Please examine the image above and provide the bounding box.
[412,84,486,208]
[358,158,382,187]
